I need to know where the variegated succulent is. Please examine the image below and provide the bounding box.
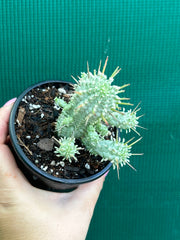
[54,58,143,171]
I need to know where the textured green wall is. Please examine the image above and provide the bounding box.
[0,1,180,239]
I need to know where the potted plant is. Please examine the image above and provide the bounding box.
[9,59,143,191]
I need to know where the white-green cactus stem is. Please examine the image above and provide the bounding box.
[54,60,143,170]
[81,125,132,169]
[54,137,82,162]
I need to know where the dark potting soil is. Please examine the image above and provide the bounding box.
[15,82,109,179]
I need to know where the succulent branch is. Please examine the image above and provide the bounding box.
[54,59,142,170]
[54,137,82,162]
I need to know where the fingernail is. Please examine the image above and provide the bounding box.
[104,170,109,177]
[4,98,17,107]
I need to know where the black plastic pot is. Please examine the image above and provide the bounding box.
[9,80,112,191]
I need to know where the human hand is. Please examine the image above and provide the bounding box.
[0,99,107,240]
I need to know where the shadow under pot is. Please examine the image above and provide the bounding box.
[9,80,112,191]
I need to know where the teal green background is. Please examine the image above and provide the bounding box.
[0,1,179,239]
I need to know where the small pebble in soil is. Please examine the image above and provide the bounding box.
[50,160,56,166]
[29,104,41,110]
[58,88,66,94]
[54,105,60,110]
[37,138,54,151]
[43,166,48,171]
[59,161,65,167]
[40,165,48,171]
[22,98,28,103]
[85,163,90,169]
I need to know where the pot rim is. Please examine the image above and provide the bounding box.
[9,80,112,185]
